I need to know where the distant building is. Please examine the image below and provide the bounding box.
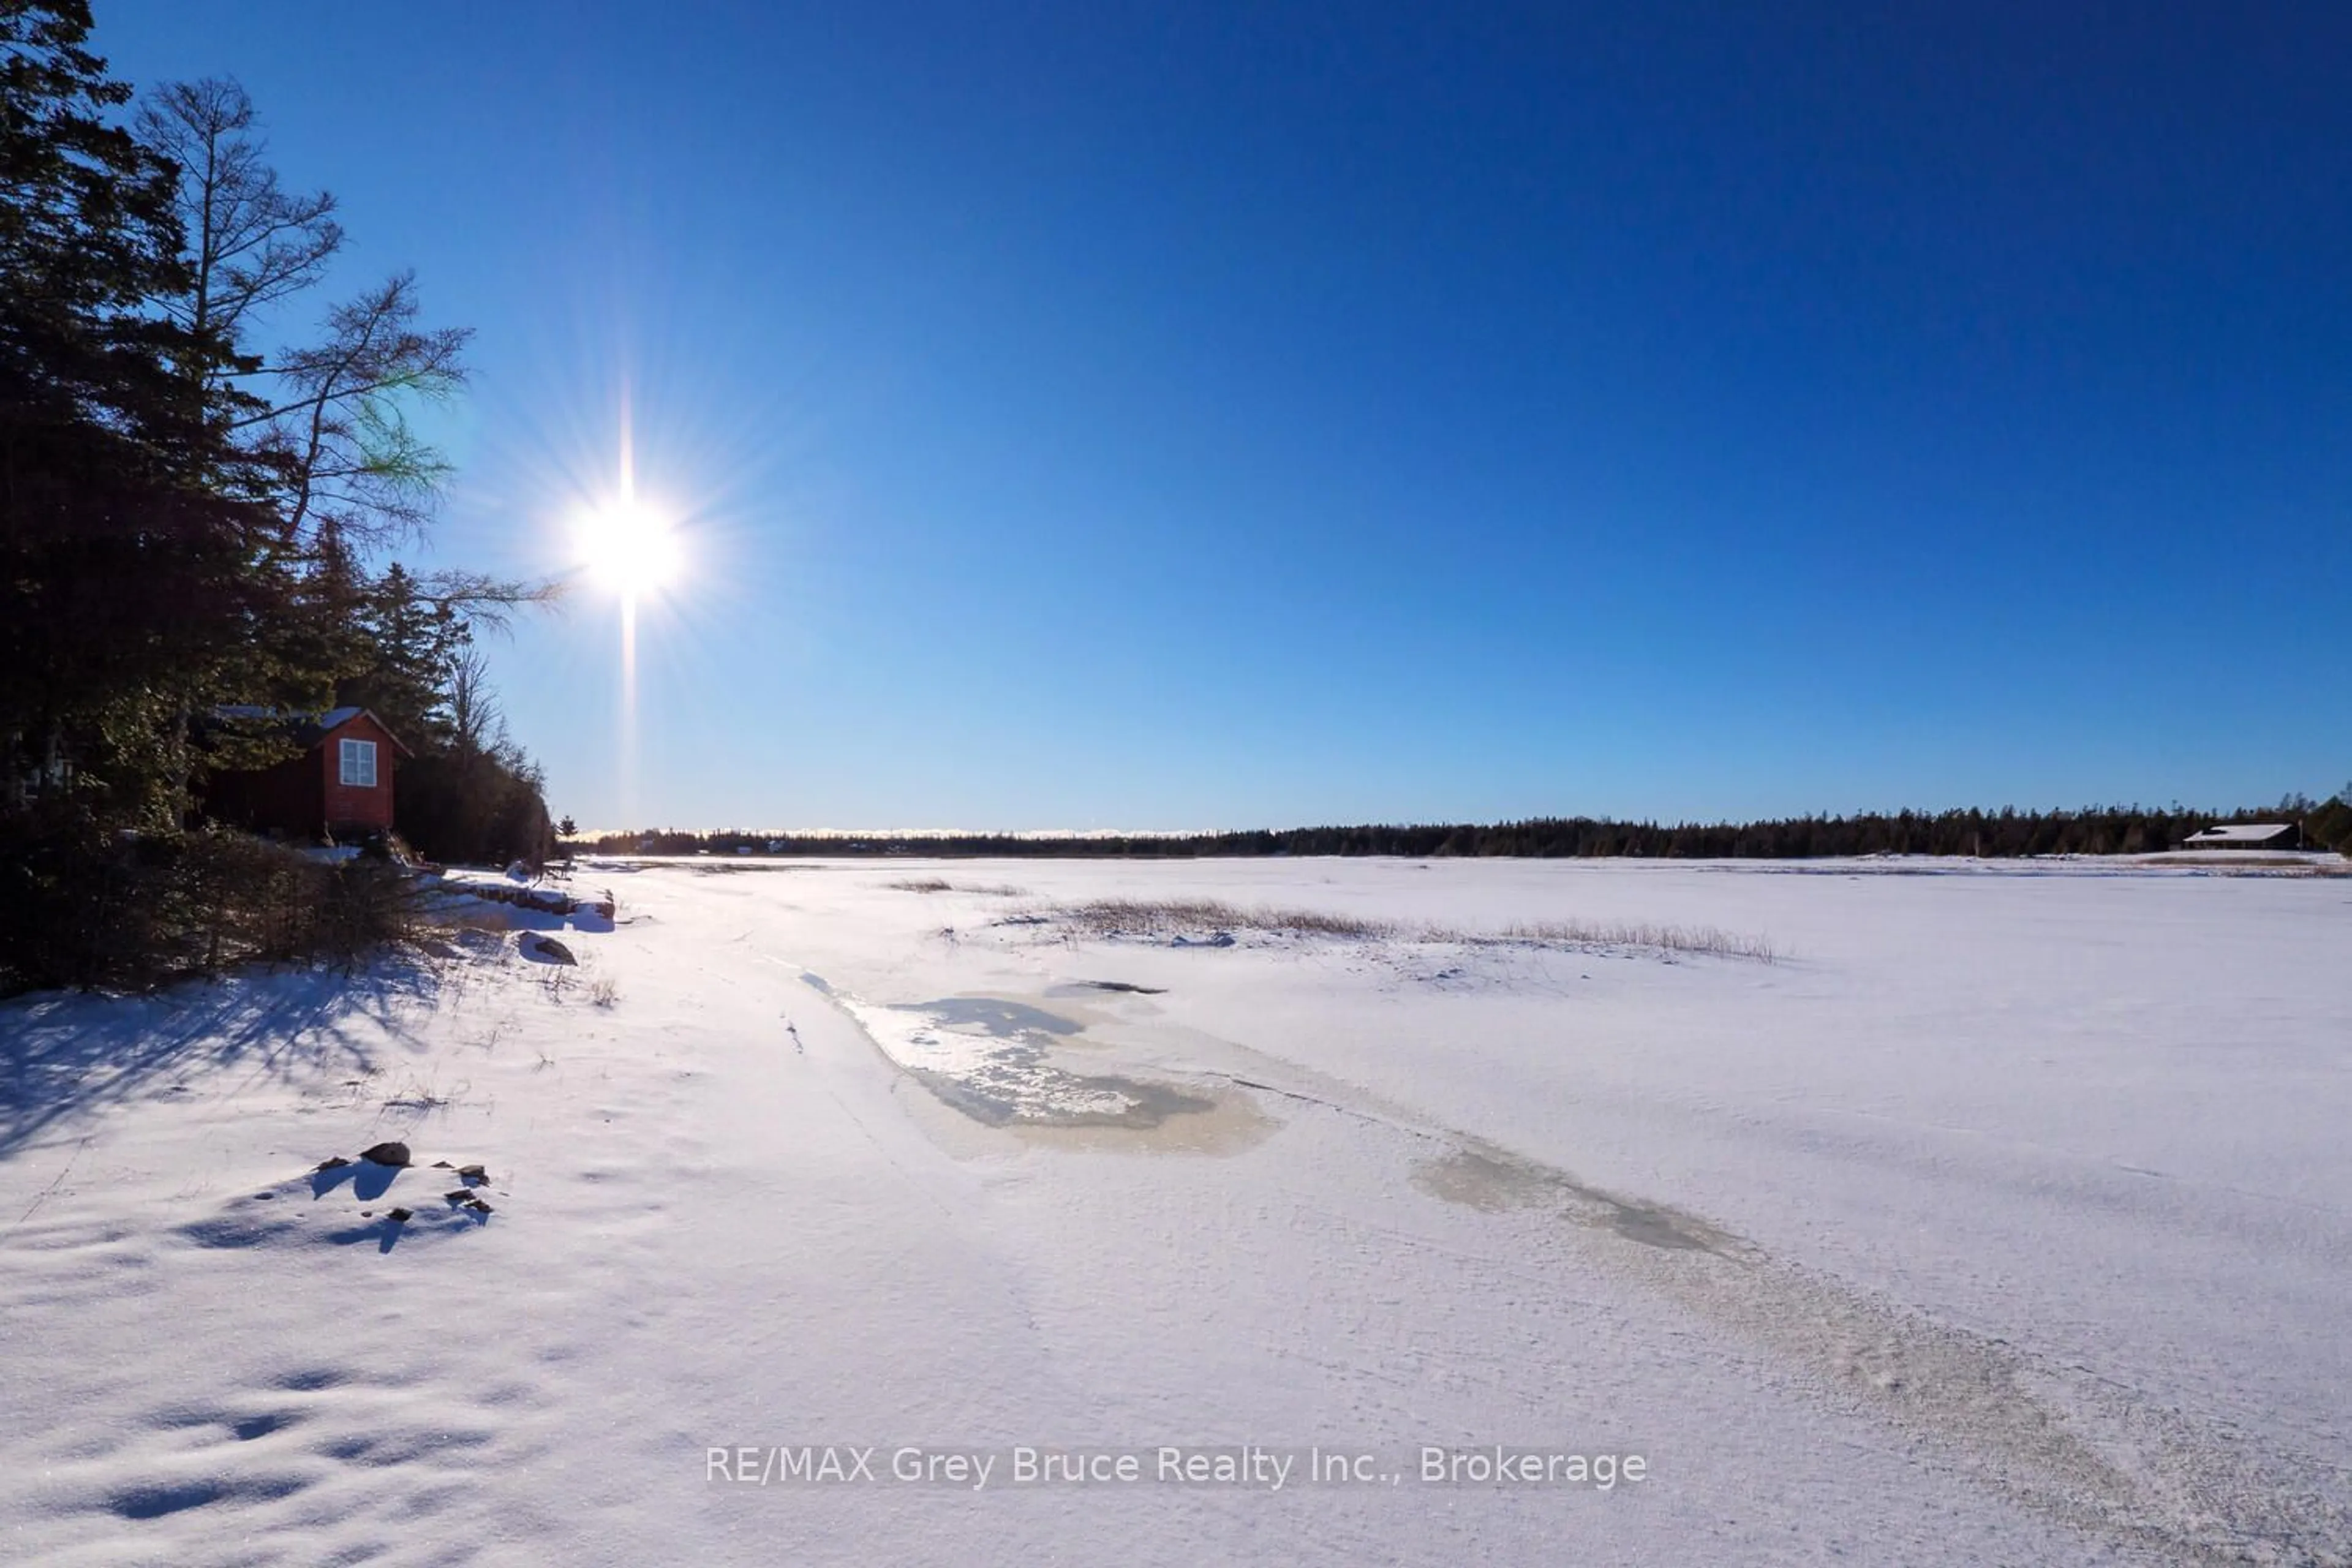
[202,707,410,842]
[2179,823,2301,851]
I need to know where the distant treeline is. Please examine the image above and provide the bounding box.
[584,796,2352,862]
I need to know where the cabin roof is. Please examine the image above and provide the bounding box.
[211,705,413,756]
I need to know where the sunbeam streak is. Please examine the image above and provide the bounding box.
[573,398,690,825]
[618,592,639,821]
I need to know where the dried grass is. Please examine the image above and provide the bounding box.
[1032,897,1778,962]
[1053,898,1393,940]
[2133,855,2352,875]
[1485,919,1779,962]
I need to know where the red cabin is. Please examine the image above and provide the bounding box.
[202,707,410,842]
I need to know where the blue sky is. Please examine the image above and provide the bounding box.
[95,2,2351,829]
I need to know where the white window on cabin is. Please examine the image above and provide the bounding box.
[339,738,377,788]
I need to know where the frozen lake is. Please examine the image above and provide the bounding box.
[3,856,2346,1564]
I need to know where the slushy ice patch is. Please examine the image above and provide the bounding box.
[825,988,1213,1129]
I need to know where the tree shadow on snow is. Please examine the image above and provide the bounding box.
[0,954,448,1163]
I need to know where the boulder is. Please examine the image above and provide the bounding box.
[358,1141,411,1167]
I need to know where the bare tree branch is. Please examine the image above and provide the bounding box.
[134,78,341,363]
[417,570,567,637]
[134,81,466,552]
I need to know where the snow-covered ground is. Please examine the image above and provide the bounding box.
[2,856,2347,1566]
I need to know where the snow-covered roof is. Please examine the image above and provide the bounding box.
[2180,823,2296,844]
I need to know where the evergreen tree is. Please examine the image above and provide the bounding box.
[0,7,557,983]
[0,1,292,830]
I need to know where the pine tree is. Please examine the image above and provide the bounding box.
[0,1,291,831]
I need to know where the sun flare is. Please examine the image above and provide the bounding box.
[576,498,682,594]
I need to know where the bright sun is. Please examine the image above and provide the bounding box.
[576,498,681,594]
